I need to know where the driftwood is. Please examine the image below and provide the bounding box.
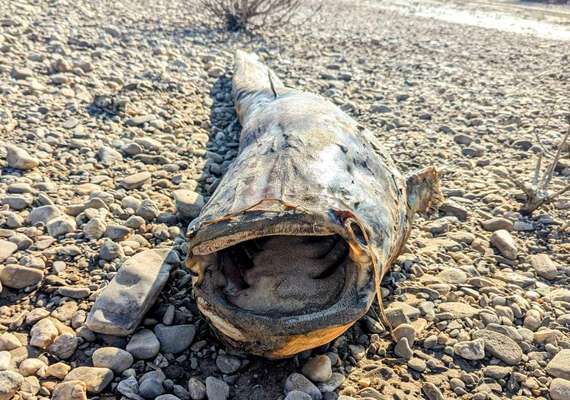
[186,51,442,358]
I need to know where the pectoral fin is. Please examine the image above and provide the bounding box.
[406,166,443,216]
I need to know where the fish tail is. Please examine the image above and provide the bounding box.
[232,50,285,124]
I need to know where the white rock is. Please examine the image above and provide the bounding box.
[86,249,173,335]
[5,144,39,170]
[490,229,517,259]
[29,318,58,349]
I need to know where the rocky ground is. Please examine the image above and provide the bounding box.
[1,0,570,399]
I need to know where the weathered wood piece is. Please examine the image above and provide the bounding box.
[186,50,441,358]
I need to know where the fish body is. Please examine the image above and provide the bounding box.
[186,51,440,358]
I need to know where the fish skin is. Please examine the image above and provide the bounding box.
[186,50,441,357]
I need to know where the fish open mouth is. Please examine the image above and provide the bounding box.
[187,210,376,357]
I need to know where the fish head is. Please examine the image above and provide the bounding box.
[186,203,381,358]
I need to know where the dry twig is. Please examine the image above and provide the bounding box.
[198,0,320,31]
[502,123,570,214]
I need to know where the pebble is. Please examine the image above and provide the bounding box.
[154,324,196,354]
[0,371,24,400]
[286,391,313,400]
[216,353,241,374]
[0,333,21,351]
[0,241,17,262]
[285,373,322,400]
[99,240,124,261]
[530,253,558,280]
[92,347,134,373]
[46,362,71,379]
[5,144,39,170]
[139,377,165,398]
[490,229,518,259]
[188,377,206,400]
[126,329,161,359]
[52,380,88,400]
[550,378,570,400]
[64,367,113,393]
[205,376,230,400]
[481,217,513,231]
[422,382,444,400]
[394,337,413,359]
[86,249,172,335]
[0,353,10,371]
[173,189,205,218]
[29,318,58,348]
[472,329,523,365]
[29,205,61,225]
[47,216,77,237]
[454,339,486,360]
[0,264,44,289]
[302,355,332,383]
[547,350,570,380]
[121,172,151,189]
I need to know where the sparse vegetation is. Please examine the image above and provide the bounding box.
[499,121,570,215]
[198,0,320,31]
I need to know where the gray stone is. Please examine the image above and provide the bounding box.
[481,217,513,231]
[0,265,43,289]
[0,241,17,262]
[105,224,131,240]
[284,373,321,400]
[317,373,345,393]
[154,324,196,354]
[547,350,570,380]
[92,347,133,373]
[438,302,478,318]
[173,190,204,219]
[440,199,468,221]
[286,391,313,400]
[188,377,206,400]
[5,144,39,170]
[454,339,485,360]
[422,382,444,400]
[99,240,124,261]
[86,249,172,335]
[550,378,570,400]
[126,329,160,359]
[47,334,79,359]
[121,172,151,190]
[0,371,24,400]
[83,218,107,240]
[29,205,61,225]
[215,354,241,374]
[490,230,517,259]
[472,329,523,365]
[530,254,558,280]
[3,194,32,210]
[64,367,113,393]
[117,376,141,400]
[188,378,206,400]
[139,378,164,398]
[98,146,123,165]
[394,337,413,359]
[205,376,229,400]
[47,216,76,237]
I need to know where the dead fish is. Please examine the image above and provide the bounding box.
[186,50,442,358]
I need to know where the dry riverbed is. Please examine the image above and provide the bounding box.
[1,0,570,399]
